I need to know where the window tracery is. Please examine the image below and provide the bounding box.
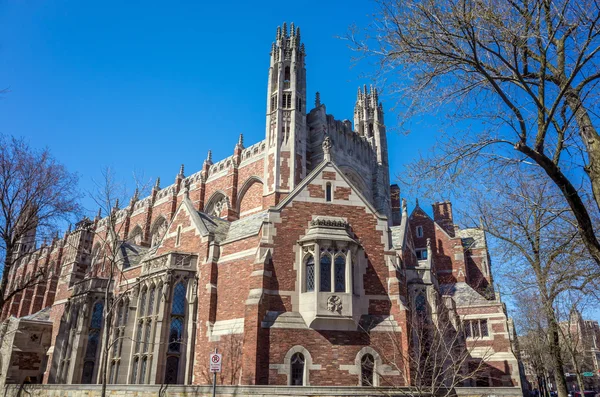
[165,281,186,384]
[81,301,103,384]
[290,353,305,386]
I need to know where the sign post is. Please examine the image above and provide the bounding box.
[210,349,222,397]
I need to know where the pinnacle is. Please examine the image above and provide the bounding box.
[154,177,161,190]
[178,164,185,177]
[315,92,321,107]
[237,133,244,148]
[205,150,213,164]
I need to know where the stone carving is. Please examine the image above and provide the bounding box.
[310,218,347,229]
[327,295,343,314]
[322,136,332,160]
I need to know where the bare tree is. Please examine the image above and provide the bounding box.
[348,0,600,265]
[455,168,599,397]
[0,134,80,313]
[85,168,150,397]
[363,298,491,397]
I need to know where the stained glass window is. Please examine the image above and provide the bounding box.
[415,295,426,315]
[144,322,152,353]
[172,283,186,315]
[361,354,374,386]
[139,289,147,316]
[85,330,100,359]
[320,255,331,292]
[131,357,139,384]
[140,357,147,384]
[82,301,103,383]
[305,256,315,292]
[165,356,179,384]
[168,318,183,353]
[90,302,103,329]
[290,353,305,386]
[334,255,346,292]
[135,322,143,353]
[147,287,155,315]
[81,361,95,384]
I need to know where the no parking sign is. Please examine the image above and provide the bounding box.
[210,353,222,373]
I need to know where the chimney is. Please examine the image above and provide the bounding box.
[390,185,401,226]
[432,201,455,237]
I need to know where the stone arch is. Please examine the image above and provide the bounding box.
[281,345,317,386]
[128,225,143,245]
[237,176,264,217]
[354,346,383,386]
[150,216,168,248]
[205,190,229,218]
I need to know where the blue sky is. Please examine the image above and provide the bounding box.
[0,0,439,215]
[1,1,597,322]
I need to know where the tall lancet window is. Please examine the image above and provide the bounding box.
[305,255,315,292]
[334,255,346,292]
[320,255,331,292]
[165,282,186,384]
[82,301,103,384]
[290,353,305,386]
[361,354,375,386]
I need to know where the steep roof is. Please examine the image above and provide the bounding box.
[439,282,490,306]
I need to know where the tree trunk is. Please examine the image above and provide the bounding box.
[515,142,600,266]
[565,90,600,215]
[544,304,569,397]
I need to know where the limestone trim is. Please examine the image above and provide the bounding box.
[269,345,321,386]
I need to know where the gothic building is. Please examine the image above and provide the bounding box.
[0,24,521,390]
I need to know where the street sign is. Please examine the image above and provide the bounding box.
[210,353,222,373]
[583,372,594,377]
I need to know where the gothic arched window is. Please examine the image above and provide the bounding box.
[81,301,103,384]
[334,255,346,292]
[165,282,186,384]
[415,294,427,316]
[320,255,331,292]
[147,286,155,316]
[290,353,305,386]
[361,354,375,386]
[305,255,315,292]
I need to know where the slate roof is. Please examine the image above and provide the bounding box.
[118,242,149,269]
[439,282,490,306]
[221,210,268,243]
[21,306,52,322]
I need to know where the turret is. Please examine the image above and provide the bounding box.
[263,22,308,205]
[354,85,391,219]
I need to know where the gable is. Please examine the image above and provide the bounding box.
[275,161,385,220]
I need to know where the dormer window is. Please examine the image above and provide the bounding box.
[416,225,423,238]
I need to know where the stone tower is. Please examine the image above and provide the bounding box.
[263,23,307,205]
[354,85,391,218]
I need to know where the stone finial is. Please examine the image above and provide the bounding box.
[114,198,120,210]
[96,207,102,220]
[237,133,244,149]
[322,136,333,161]
[154,177,161,190]
[178,164,185,178]
[282,22,287,37]
[205,150,213,165]
[315,92,321,107]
